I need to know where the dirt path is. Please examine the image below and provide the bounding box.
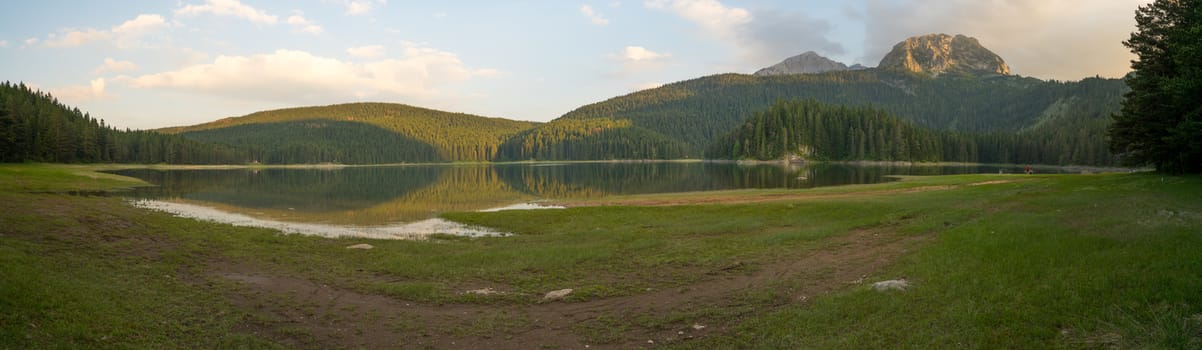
[565,180,1021,207]
[209,226,932,349]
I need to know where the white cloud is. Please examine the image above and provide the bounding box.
[0,40,8,48]
[113,14,170,48]
[609,46,670,74]
[346,45,386,59]
[94,58,139,75]
[645,0,748,40]
[39,13,169,49]
[645,0,841,68]
[346,1,372,15]
[24,38,38,46]
[861,0,1146,79]
[333,0,387,15]
[49,78,110,102]
[175,0,278,24]
[287,15,323,35]
[120,46,498,103]
[616,46,668,61]
[42,28,110,48]
[580,5,610,25]
[113,14,168,36]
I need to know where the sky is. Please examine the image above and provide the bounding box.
[0,0,1152,130]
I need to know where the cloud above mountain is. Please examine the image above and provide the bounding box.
[175,0,278,24]
[120,45,498,104]
[645,0,843,67]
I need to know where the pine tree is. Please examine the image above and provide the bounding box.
[1109,0,1202,173]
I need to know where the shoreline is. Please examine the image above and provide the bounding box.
[44,158,1145,173]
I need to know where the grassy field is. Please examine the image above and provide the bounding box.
[0,163,1199,348]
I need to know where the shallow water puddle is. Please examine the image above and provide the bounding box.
[477,202,565,212]
[131,199,511,240]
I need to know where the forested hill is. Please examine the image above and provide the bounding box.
[0,82,244,164]
[540,70,1128,163]
[163,103,538,162]
[494,118,687,161]
[709,99,1117,165]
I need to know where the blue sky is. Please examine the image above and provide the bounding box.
[0,0,1150,129]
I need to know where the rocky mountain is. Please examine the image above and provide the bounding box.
[878,34,1010,76]
[754,51,848,76]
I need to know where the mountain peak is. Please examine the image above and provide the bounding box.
[754,51,848,76]
[878,33,1010,76]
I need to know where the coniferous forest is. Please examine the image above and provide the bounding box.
[0,82,243,164]
[494,118,686,161]
[706,99,1117,165]
[549,70,1127,164]
[180,120,444,164]
[0,70,1129,166]
[164,102,537,162]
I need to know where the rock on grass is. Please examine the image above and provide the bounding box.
[872,279,909,291]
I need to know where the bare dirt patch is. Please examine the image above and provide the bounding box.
[966,180,1017,187]
[571,180,1022,207]
[205,226,933,349]
[572,185,953,207]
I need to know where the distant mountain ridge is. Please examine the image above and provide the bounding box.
[754,34,1008,78]
[754,51,849,76]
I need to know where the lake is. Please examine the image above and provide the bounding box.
[112,162,1051,239]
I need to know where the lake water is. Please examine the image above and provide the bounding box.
[112,162,1050,239]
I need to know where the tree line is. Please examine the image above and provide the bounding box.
[493,118,686,161]
[0,81,244,164]
[0,67,1144,167]
[0,83,542,165]
[706,99,1118,165]
[181,120,444,164]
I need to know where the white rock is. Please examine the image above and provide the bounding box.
[872,279,909,291]
[345,243,374,249]
[543,288,573,300]
[465,288,500,295]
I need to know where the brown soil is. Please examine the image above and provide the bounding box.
[570,180,1021,207]
[208,226,932,349]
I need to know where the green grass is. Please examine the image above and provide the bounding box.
[678,174,1202,349]
[1,164,1200,348]
[0,163,149,192]
[0,192,280,349]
